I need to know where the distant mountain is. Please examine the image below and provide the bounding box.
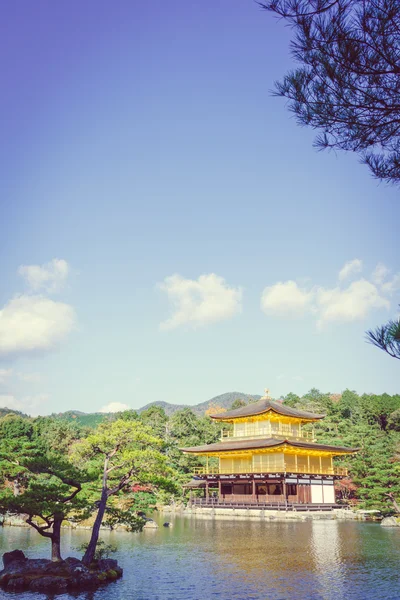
[193,392,261,415]
[137,400,189,417]
[0,407,29,419]
[137,392,261,417]
[50,410,107,428]
[1,392,262,426]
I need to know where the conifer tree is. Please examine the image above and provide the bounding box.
[260,0,400,184]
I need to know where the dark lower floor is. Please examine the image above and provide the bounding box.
[188,473,339,507]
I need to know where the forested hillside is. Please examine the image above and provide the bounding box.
[0,388,399,519]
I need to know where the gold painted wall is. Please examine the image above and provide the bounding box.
[219,457,252,473]
[220,454,285,474]
[284,454,333,473]
[253,453,285,472]
[219,453,333,474]
[233,420,300,438]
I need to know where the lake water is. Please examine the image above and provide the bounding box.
[0,514,399,600]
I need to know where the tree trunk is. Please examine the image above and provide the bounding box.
[387,492,400,514]
[82,489,108,566]
[51,514,63,562]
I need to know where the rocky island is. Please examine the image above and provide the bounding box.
[0,550,123,594]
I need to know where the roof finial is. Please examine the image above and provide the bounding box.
[263,388,271,399]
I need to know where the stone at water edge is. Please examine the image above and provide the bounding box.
[6,577,26,592]
[0,552,123,593]
[96,558,120,571]
[3,549,27,568]
[163,522,172,527]
[30,576,69,593]
[143,519,158,529]
[381,516,400,527]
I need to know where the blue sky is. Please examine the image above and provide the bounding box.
[0,1,399,416]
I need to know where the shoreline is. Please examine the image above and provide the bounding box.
[0,507,381,531]
[162,505,380,522]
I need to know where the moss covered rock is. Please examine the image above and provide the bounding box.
[0,550,123,594]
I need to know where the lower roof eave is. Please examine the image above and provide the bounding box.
[180,438,357,455]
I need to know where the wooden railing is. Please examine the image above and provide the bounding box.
[221,427,315,442]
[192,465,348,476]
[191,498,342,510]
[220,493,285,503]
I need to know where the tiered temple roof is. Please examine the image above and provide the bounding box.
[209,398,325,422]
[181,438,356,454]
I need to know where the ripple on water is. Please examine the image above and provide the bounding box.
[0,517,399,600]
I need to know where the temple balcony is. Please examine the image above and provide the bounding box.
[221,423,315,443]
[192,465,348,477]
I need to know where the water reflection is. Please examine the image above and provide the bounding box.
[310,521,345,598]
[0,516,399,600]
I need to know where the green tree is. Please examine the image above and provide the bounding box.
[0,450,89,561]
[301,388,333,414]
[119,409,139,421]
[366,308,400,359]
[71,419,176,566]
[168,408,203,443]
[336,390,361,421]
[230,399,247,410]
[32,416,87,454]
[261,0,400,184]
[166,409,221,476]
[359,393,400,431]
[0,415,34,496]
[282,392,301,408]
[388,408,400,432]
[350,432,400,513]
[140,405,168,439]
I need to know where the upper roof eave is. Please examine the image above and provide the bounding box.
[209,399,325,422]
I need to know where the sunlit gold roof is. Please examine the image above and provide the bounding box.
[181,438,356,455]
[209,398,325,423]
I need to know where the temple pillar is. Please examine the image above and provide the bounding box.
[218,479,222,502]
[252,478,256,503]
[205,481,209,504]
[283,479,288,510]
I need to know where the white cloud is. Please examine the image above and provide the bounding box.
[159,273,242,330]
[261,280,314,316]
[261,261,396,329]
[0,369,13,383]
[381,273,400,295]
[0,393,49,416]
[338,259,363,281]
[0,295,76,357]
[316,279,389,327]
[18,259,69,293]
[99,402,130,413]
[372,262,390,285]
[17,372,42,383]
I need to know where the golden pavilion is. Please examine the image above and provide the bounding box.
[181,390,356,508]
